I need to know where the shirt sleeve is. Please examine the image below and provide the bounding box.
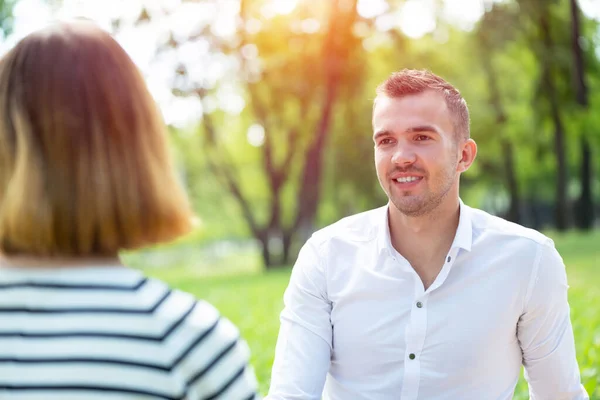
[518,239,589,400]
[266,237,333,400]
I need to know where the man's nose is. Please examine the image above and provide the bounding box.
[391,145,416,165]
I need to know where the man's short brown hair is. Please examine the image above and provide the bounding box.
[0,21,193,256]
[376,69,470,141]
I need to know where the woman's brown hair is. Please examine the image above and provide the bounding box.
[0,21,193,256]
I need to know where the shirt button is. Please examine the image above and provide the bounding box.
[416,301,423,308]
[409,353,416,360]
[447,256,452,262]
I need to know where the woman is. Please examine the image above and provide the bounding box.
[0,21,258,400]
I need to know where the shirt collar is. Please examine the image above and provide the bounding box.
[377,198,473,256]
[453,199,473,252]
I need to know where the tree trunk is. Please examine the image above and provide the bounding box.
[478,35,521,223]
[569,0,594,230]
[569,0,587,106]
[549,97,569,231]
[292,0,357,245]
[575,139,594,230]
[539,11,570,231]
[281,230,293,266]
[575,137,594,230]
[259,233,273,269]
[502,139,521,223]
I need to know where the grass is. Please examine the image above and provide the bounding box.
[142,230,600,398]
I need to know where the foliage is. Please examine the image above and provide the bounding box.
[153,0,370,268]
[157,0,600,260]
[0,0,16,36]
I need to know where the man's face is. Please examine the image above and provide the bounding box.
[372,91,464,217]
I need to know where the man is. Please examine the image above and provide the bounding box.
[266,70,588,399]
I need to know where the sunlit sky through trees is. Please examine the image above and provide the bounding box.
[5,0,599,128]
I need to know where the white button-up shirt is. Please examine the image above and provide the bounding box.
[267,201,588,400]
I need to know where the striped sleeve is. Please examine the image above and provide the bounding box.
[172,300,259,400]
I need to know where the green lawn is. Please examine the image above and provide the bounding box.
[144,230,600,398]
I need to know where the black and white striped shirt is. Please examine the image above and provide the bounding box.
[0,265,259,399]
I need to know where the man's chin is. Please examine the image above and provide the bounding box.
[390,195,440,217]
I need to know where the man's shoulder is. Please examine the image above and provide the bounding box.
[309,206,387,246]
[468,206,551,247]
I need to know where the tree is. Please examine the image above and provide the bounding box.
[0,0,17,37]
[505,0,573,230]
[163,0,363,268]
[569,0,595,230]
[475,5,523,223]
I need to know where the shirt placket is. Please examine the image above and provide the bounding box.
[400,273,427,400]
[400,248,459,400]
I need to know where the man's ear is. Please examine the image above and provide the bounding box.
[457,139,477,173]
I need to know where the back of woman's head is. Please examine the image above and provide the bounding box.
[0,21,193,257]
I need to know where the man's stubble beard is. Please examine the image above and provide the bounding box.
[388,160,459,218]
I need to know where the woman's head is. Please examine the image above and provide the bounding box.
[0,21,193,257]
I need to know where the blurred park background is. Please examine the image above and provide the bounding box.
[1,0,599,397]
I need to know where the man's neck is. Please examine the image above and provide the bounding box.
[388,196,461,267]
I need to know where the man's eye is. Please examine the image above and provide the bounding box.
[380,138,393,145]
[415,135,430,141]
